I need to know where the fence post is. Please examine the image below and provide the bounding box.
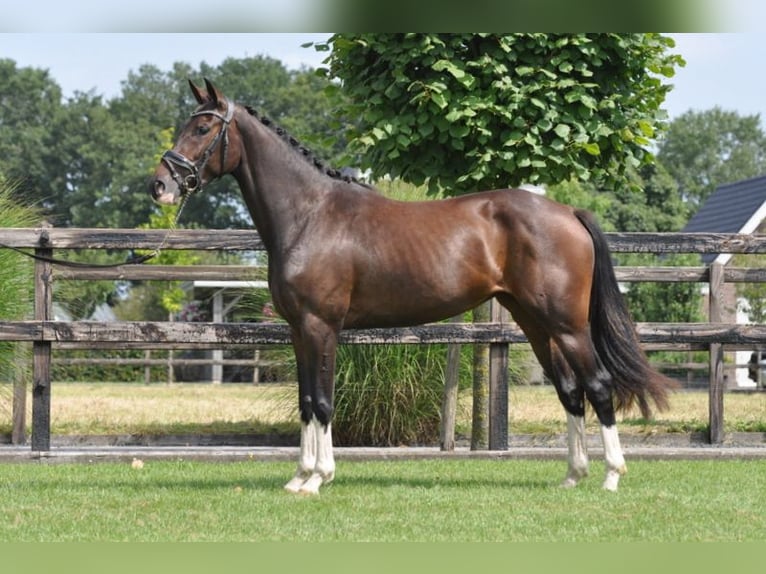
[488,300,509,450]
[212,290,223,384]
[11,343,27,445]
[144,350,152,384]
[31,226,53,452]
[440,315,463,451]
[708,262,725,444]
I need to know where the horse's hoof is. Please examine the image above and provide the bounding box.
[602,470,622,491]
[298,473,324,495]
[560,476,582,489]
[284,476,307,494]
[560,466,588,488]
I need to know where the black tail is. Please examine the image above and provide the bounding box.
[574,210,677,419]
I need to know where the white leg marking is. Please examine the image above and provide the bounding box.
[561,413,589,488]
[284,420,317,493]
[298,419,335,495]
[600,424,627,492]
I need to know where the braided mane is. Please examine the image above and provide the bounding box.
[244,105,373,189]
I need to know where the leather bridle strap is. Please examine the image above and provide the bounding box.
[161,100,235,197]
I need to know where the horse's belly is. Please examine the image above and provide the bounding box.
[343,276,491,329]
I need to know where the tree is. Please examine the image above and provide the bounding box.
[48,91,160,229]
[0,60,64,208]
[657,107,766,215]
[316,33,684,195]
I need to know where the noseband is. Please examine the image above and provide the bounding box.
[161,100,235,197]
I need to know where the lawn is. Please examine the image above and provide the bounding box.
[0,458,763,542]
[5,382,762,437]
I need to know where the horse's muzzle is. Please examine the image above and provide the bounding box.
[149,176,180,205]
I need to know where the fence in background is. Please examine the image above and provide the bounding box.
[2,227,766,450]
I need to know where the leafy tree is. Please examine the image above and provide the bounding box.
[657,107,766,214]
[316,33,684,195]
[48,91,159,228]
[0,60,64,208]
[546,178,613,222]
[609,162,687,233]
[1,55,344,232]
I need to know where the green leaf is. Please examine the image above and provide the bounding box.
[372,127,387,140]
[503,131,524,146]
[550,138,566,151]
[445,109,462,122]
[637,120,655,138]
[433,59,465,79]
[449,124,470,138]
[431,92,448,110]
[537,118,553,132]
[418,122,434,137]
[582,142,601,156]
[554,123,571,139]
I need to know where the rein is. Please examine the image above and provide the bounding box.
[0,187,191,269]
[1,100,234,269]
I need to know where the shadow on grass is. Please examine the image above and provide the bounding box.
[335,474,556,490]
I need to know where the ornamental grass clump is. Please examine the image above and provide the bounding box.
[0,180,39,415]
[332,344,470,446]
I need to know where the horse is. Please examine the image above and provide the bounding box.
[149,79,676,494]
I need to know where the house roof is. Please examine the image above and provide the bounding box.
[683,174,766,264]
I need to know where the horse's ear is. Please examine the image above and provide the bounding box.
[188,80,207,105]
[204,78,225,107]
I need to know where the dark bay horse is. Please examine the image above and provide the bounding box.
[149,79,675,494]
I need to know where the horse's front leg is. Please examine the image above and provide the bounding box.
[284,316,338,495]
[295,417,335,495]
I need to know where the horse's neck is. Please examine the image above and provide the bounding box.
[234,117,329,255]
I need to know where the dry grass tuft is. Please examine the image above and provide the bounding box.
[1,382,763,437]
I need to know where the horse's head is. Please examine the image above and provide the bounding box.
[149,79,240,205]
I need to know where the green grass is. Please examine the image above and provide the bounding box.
[0,459,763,541]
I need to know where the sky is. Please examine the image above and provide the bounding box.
[2,33,766,124]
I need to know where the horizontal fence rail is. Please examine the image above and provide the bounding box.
[5,227,766,254]
[5,320,766,348]
[2,227,766,451]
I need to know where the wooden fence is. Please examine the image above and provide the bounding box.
[2,227,766,452]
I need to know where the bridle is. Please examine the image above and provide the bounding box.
[161,99,236,197]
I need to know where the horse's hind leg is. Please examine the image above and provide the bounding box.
[554,332,627,491]
[496,296,590,487]
[548,341,590,487]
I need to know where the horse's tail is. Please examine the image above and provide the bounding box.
[574,209,677,419]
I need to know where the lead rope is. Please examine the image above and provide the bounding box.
[0,192,192,269]
[134,191,191,264]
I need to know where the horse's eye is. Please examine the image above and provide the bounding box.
[196,125,211,136]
